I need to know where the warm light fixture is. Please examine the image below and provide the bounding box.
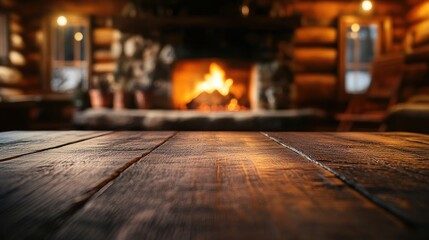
[241,4,250,17]
[57,16,68,26]
[74,32,83,41]
[351,23,360,33]
[362,0,373,11]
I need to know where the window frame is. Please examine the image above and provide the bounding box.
[0,12,10,66]
[338,16,392,101]
[43,14,91,93]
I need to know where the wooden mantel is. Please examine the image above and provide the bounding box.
[113,15,302,33]
[1,131,429,239]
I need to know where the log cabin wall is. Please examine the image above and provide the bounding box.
[0,0,34,97]
[3,0,411,110]
[284,0,406,108]
[12,0,127,93]
[402,0,429,98]
[91,18,118,90]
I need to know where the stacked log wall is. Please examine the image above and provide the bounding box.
[402,0,429,97]
[287,1,406,108]
[91,18,118,90]
[0,0,39,96]
[14,0,127,93]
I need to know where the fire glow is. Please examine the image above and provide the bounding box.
[187,63,244,111]
[192,63,233,98]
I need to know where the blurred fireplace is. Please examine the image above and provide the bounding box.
[172,59,257,110]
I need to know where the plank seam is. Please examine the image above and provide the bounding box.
[39,131,178,238]
[0,132,114,163]
[261,132,418,229]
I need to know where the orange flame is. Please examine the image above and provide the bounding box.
[227,98,241,111]
[192,63,233,99]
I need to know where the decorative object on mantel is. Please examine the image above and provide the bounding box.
[108,0,297,111]
[252,61,293,110]
[112,31,176,110]
[88,74,114,109]
[0,66,22,85]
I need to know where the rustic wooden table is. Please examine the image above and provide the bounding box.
[1,131,428,239]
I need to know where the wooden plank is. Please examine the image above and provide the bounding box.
[406,1,429,24]
[403,63,429,85]
[293,1,404,25]
[0,131,174,239]
[53,132,413,239]
[0,131,110,162]
[19,0,127,16]
[406,45,429,63]
[93,50,115,63]
[264,132,429,233]
[294,74,337,102]
[407,0,429,7]
[93,27,118,47]
[393,27,406,43]
[113,16,301,32]
[92,62,116,73]
[293,48,337,73]
[410,19,429,48]
[294,27,337,46]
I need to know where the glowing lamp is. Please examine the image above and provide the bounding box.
[57,16,68,26]
[362,0,373,11]
[74,32,83,41]
[351,23,360,33]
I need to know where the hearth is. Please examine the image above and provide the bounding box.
[172,59,255,110]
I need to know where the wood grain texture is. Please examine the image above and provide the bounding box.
[0,131,110,161]
[54,132,412,239]
[293,48,337,73]
[393,27,407,43]
[405,45,429,63]
[92,62,117,74]
[407,0,429,7]
[93,28,117,47]
[406,1,429,24]
[403,63,429,85]
[264,131,429,235]
[93,50,115,63]
[0,131,174,239]
[294,74,337,102]
[410,19,429,48]
[293,2,404,25]
[294,27,337,46]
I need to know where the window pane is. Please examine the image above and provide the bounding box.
[51,67,84,91]
[64,26,75,61]
[344,23,378,94]
[358,26,377,63]
[54,28,60,61]
[345,70,371,94]
[346,36,355,63]
[51,15,89,92]
[80,26,86,61]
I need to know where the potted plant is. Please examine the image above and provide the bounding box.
[88,74,114,109]
[112,35,144,109]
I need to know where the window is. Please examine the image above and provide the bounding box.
[0,13,8,65]
[50,15,89,92]
[338,16,392,99]
[345,23,378,94]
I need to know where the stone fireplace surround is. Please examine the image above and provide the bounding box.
[76,12,327,131]
[73,108,326,131]
[79,56,326,130]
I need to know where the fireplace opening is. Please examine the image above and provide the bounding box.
[172,59,254,111]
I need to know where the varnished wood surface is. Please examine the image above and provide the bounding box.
[265,132,429,230]
[0,131,110,162]
[0,131,428,239]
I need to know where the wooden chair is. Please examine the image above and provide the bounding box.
[336,53,405,131]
